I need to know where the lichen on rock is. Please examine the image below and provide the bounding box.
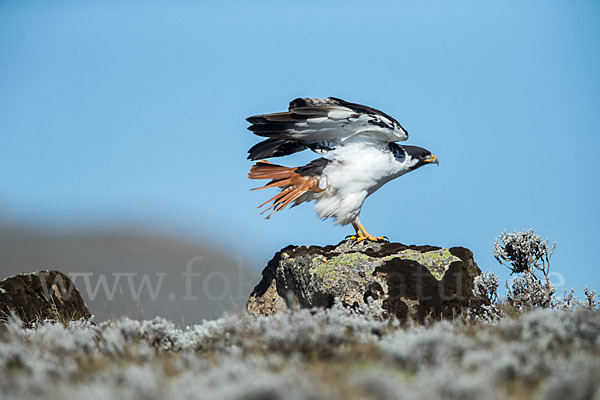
[247,240,484,322]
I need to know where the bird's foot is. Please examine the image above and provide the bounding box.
[346,234,389,243]
[357,235,388,243]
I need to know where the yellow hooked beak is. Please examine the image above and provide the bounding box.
[425,154,439,165]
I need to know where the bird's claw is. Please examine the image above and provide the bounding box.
[346,235,389,243]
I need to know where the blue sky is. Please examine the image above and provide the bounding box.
[1,1,599,293]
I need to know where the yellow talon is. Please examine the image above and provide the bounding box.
[348,222,389,243]
[355,235,387,243]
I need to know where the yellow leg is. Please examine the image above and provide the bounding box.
[356,221,387,242]
[346,219,388,243]
[345,223,363,241]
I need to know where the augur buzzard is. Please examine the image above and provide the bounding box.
[247,97,438,242]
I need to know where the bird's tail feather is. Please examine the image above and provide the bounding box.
[248,161,324,218]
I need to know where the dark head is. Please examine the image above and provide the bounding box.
[401,145,439,169]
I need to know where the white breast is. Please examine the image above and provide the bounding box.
[312,142,417,225]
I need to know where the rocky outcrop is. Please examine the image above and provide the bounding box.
[247,240,484,322]
[0,270,91,325]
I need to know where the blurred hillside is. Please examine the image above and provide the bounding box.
[0,217,259,324]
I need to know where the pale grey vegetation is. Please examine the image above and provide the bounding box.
[1,229,599,400]
[479,229,600,314]
[471,271,501,322]
[1,305,600,400]
[494,229,555,277]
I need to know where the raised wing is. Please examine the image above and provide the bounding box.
[247,97,408,160]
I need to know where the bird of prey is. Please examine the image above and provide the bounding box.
[247,97,438,242]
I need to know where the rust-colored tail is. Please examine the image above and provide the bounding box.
[248,161,323,218]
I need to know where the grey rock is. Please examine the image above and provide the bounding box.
[247,240,484,321]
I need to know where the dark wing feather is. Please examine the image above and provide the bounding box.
[247,139,307,160]
[246,97,408,159]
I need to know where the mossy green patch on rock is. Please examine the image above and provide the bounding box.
[384,249,461,281]
[307,248,460,282]
[327,252,372,268]
[310,252,373,281]
[310,263,335,280]
[309,255,336,280]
